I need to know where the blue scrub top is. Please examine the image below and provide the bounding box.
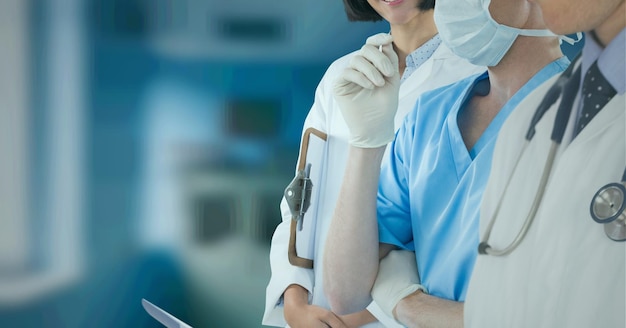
[377,57,570,301]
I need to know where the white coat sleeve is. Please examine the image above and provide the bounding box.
[262,199,315,326]
[262,66,331,327]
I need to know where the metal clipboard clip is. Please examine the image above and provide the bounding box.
[284,163,313,231]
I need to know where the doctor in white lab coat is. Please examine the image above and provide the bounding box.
[465,0,625,326]
[263,1,484,327]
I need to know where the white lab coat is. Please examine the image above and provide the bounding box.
[263,43,484,327]
[465,74,626,327]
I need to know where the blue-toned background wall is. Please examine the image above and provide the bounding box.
[0,0,388,327]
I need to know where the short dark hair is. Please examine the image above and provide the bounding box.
[342,0,436,22]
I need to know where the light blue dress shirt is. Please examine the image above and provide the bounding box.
[377,56,570,302]
[582,28,626,95]
[400,35,442,83]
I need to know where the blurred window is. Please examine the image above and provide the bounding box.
[0,0,31,278]
[0,0,84,305]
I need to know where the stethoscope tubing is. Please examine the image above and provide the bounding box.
[479,61,582,256]
[480,142,559,256]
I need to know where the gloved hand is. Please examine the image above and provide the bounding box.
[371,250,427,323]
[333,33,400,148]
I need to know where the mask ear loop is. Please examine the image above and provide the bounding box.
[559,32,583,45]
[482,0,583,45]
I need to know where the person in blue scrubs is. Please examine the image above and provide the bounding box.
[323,0,571,326]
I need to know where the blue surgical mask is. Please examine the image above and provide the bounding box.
[434,0,556,67]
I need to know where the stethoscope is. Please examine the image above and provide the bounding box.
[479,57,626,257]
[590,168,626,241]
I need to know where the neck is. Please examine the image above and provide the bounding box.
[459,35,562,151]
[592,1,626,47]
[389,10,438,73]
[486,35,563,107]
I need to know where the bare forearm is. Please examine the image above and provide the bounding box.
[323,146,386,315]
[394,291,464,328]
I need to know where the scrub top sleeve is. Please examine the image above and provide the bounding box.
[377,119,415,251]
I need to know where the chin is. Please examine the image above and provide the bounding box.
[541,13,580,36]
[545,19,589,37]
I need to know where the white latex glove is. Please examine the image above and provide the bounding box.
[333,33,400,148]
[371,250,427,323]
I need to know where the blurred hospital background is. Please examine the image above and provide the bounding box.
[0,0,582,327]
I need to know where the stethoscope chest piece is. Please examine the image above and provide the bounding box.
[604,221,626,242]
[590,182,626,241]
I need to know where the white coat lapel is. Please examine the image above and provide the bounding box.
[398,44,462,99]
[399,59,433,98]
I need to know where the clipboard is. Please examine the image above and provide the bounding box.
[284,127,327,269]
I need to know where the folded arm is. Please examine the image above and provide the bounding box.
[323,146,388,315]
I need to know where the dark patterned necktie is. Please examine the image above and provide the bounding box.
[574,61,617,136]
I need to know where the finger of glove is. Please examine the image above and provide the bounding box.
[334,67,376,94]
[365,32,394,48]
[349,55,386,87]
[364,33,398,76]
[380,42,399,75]
[360,44,395,78]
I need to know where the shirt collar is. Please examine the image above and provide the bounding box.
[582,28,626,94]
[400,34,442,83]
